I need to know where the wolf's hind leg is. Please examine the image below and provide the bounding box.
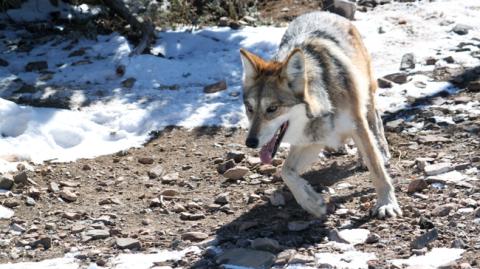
[366,102,391,164]
[281,145,326,217]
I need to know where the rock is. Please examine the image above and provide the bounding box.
[223,166,249,180]
[59,181,79,188]
[60,189,77,202]
[418,134,451,144]
[443,56,455,64]
[377,78,393,88]
[226,151,245,163]
[419,216,435,229]
[138,157,154,165]
[48,182,60,193]
[290,254,315,264]
[432,204,455,217]
[161,189,179,197]
[400,53,415,70]
[243,15,257,23]
[383,72,408,84]
[203,80,227,94]
[467,80,480,92]
[98,197,122,205]
[407,179,428,193]
[229,21,241,30]
[217,159,236,174]
[385,118,404,132]
[218,17,229,27]
[25,196,36,206]
[258,164,277,175]
[269,191,285,206]
[147,165,165,179]
[0,175,14,190]
[30,237,52,249]
[451,238,467,249]
[13,171,28,185]
[181,232,208,242]
[0,58,9,66]
[161,172,179,184]
[338,229,370,245]
[172,203,187,213]
[247,156,261,166]
[415,157,434,170]
[332,0,356,20]
[288,221,310,232]
[275,249,296,265]
[251,238,280,252]
[25,61,48,72]
[328,229,350,244]
[3,199,19,208]
[411,228,438,249]
[10,223,25,232]
[424,163,452,176]
[116,238,141,249]
[214,192,229,205]
[180,212,205,221]
[452,24,472,35]
[366,233,380,244]
[216,248,275,269]
[121,77,136,88]
[63,212,81,220]
[149,198,163,207]
[425,57,437,65]
[86,229,110,240]
[475,208,480,218]
[45,222,56,230]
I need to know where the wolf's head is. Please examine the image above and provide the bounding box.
[240,48,317,164]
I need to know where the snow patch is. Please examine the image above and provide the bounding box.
[389,248,464,268]
[315,251,376,269]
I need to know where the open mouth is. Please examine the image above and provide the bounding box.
[259,121,289,164]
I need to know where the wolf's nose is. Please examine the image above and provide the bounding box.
[245,137,259,148]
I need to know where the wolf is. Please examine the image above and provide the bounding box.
[239,11,402,218]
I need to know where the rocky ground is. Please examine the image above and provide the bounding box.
[1,0,480,268]
[1,83,479,268]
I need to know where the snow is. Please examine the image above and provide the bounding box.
[0,257,78,269]
[390,248,465,269]
[315,251,376,269]
[0,247,200,269]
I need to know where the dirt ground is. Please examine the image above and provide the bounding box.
[1,87,479,267]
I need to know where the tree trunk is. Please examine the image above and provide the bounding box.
[102,0,155,56]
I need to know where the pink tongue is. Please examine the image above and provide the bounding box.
[259,136,276,164]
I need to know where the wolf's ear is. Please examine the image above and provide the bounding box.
[240,49,260,84]
[284,49,321,118]
[283,49,306,96]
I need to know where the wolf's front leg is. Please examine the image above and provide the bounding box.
[281,145,326,218]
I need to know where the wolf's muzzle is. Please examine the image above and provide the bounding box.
[245,137,259,148]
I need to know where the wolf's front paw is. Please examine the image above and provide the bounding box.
[372,200,402,219]
[296,187,327,218]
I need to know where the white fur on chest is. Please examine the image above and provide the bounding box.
[282,105,355,149]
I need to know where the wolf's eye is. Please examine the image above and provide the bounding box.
[266,106,278,113]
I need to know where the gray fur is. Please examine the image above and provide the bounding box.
[276,11,355,61]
